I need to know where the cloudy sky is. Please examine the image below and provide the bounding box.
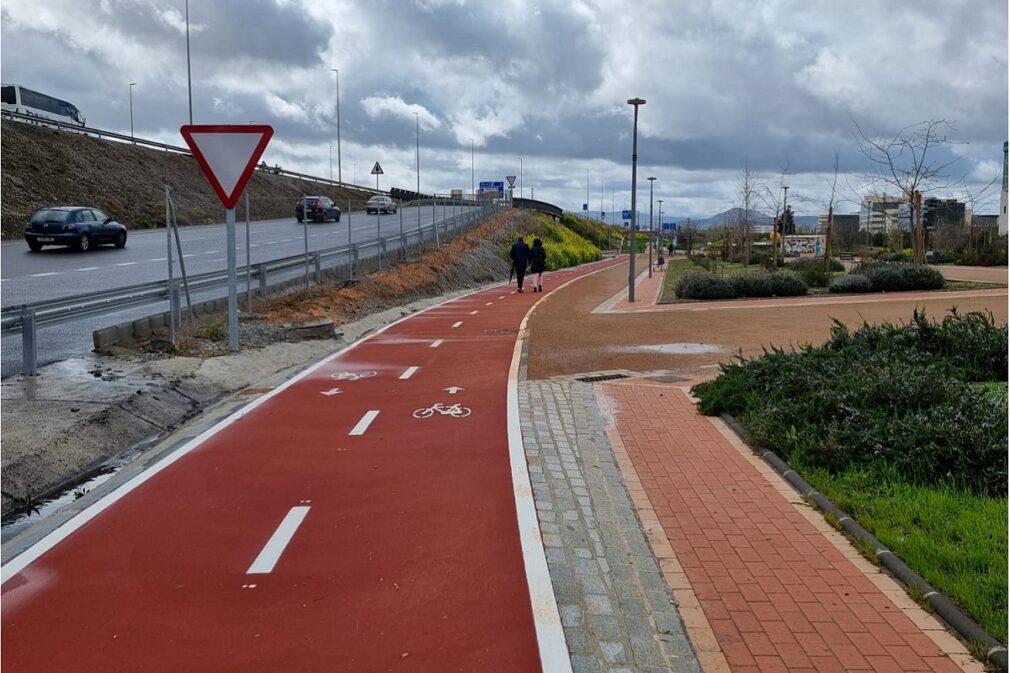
[3,0,1007,219]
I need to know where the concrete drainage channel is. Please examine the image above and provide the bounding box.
[720,414,1009,672]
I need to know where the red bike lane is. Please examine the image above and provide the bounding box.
[1,260,618,673]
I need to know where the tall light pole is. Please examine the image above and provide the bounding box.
[129,82,136,143]
[627,97,645,302]
[330,68,341,183]
[647,177,656,277]
[587,169,590,217]
[658,199,664,256]
[414,112,420,195]
[470,139,475,197]
[520,157,523,199]
[185,0,192,124]
[329,144,333,182]
[775,184,789,266]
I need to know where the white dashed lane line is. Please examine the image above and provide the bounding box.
[246,506,311,575]
[29,272,60,278]
[76,266,101,271]
[451,321,463,328]
[498,296,505,299]
[146,258,166,263]
[430,339,443,348]
[469,310,479,315]
[399,366,419,380]
[114,262,138,267]
[349,410,380,436]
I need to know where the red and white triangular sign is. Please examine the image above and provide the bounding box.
[180,125,273,209]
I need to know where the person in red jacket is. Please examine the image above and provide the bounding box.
[529,237,547,292]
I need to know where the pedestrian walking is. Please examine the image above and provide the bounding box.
[509,235,531,292]
[529,237,547,292]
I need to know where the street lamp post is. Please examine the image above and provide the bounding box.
[658,199,664,256]
[415,112,420,233]
[129,82,136,143]
[470,139,474,198]
[329,145,333,182]
[647,176,656,278]
[330,68,341,183]
[627,98,645,302]
[520,157,523,199]
[185,0,192,124]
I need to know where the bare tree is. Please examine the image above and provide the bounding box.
[736,161,761,265]
[853,119,961,264]
[756,169,789,268]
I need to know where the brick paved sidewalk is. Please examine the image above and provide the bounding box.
[595,380,984,673]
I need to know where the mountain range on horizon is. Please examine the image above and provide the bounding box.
[587,207,823,230]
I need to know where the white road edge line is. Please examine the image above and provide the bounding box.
[430,339,443,348]
[451,321,463,328]
[0,289,470,584]
[349,410,380,436]
[399,366,419,380]
[246,506,310,574]
[505,258,618,673]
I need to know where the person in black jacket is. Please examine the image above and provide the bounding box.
[509,236,530,292]
[529,238,547,292]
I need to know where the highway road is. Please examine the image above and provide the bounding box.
[0,261,620,672]
[0,204,473,378]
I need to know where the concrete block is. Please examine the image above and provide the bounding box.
[92,326,120,350]
[116,322,135,343]
[132,318,152,339]
[150,313,166,330]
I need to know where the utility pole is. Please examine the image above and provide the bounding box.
[185,0,192,124]
[647,177,656,278]
[128,82,136,143]
[330,69,341,183]
[415,112,420,196]
[627,97,646,302]
[520,157,523,199]
[471,139,475,197]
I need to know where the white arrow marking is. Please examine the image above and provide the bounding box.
[444,386,465,394]
[321,388,343,396]
[399,366,419,380]
[247,506,310,574]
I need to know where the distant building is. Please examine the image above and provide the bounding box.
[973,214,999,230]
[923,198,965,232]
[999,141,1008,236]
[860,195,904,233]
[817,213,860,232]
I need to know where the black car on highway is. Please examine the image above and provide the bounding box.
[296,196,341,223]
[24,207,128,252]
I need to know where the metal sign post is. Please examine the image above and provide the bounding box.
[179,124,273,352]
[302,194,309,290]
[372,161,383,264]
[245,192,252,313]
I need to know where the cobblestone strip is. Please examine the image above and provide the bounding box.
[520,380,701,673]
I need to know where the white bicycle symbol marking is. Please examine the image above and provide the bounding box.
[330,371,377,382]
[412,403,472,419]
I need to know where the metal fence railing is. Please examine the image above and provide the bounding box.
[2,199,505,375]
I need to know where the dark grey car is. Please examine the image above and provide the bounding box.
[24,207,128,252]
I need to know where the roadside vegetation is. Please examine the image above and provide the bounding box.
[509,213,604,270]
[691,309,1008,641]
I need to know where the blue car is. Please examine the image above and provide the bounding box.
[24,206,128,252]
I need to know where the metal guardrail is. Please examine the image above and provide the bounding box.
[2,201,504,375]
[1,110,383,195]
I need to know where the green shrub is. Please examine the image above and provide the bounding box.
[689,254,715,271]
[829,274,873,293]
[877,251,912,263]
[798,267,831,288]
[860,262,945,291]
[730,272,807,297]
[693,309,1008,496]
[676,272,737,300]
[788,257,845,272]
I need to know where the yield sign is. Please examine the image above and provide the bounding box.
[371,162,384,175]
[180,125,273,209]
[506,175,516,187]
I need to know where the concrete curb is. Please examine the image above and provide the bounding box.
[719,413,1008,672]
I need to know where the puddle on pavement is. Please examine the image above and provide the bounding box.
[1,436,158,543]
[612,342,726,355]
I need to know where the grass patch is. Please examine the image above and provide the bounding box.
[805,466,1007,640]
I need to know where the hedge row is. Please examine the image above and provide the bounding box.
[676,271,807,300]
[830,262,946,293]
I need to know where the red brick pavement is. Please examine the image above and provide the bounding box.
[600,381,981,673]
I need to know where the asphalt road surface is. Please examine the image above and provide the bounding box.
[0,261,620,672]
[0,204,472,378]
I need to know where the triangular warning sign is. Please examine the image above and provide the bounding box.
[506,175,516,187]
[181,125,274,209]
[371,162,384,175]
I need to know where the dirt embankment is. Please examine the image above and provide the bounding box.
[1,120,377,239]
